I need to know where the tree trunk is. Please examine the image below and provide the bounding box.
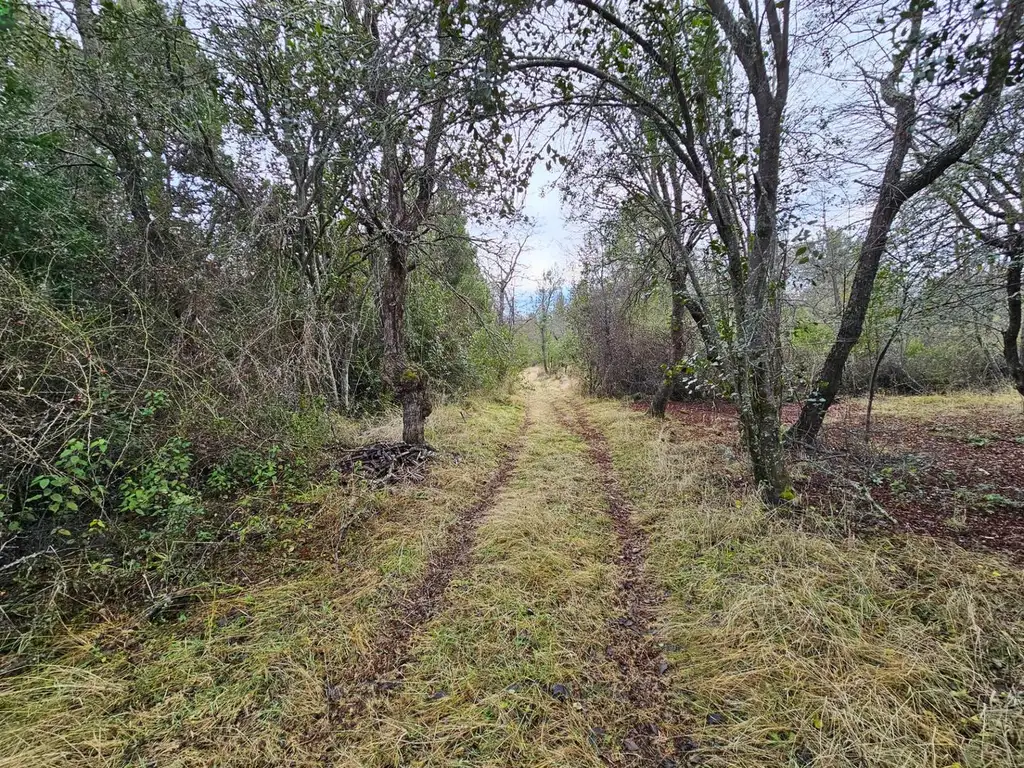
[336,320,358,411]
[1003,244,1024,396]
[380,241,431,445]
[865,326,901,443]
[738,340,788,508]
[319,318,340,409]
[737,344,789,504]
[650,267,689,418]
[649,383,671,419]
[788,190,904,446]
[300,302,316,403]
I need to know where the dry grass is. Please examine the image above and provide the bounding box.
[586,395,1024,768]
[330,380,627,767]
[4,376,1022,767]
[854,389,1023,421]
[0,395,524,767]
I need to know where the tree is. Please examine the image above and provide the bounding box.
[478,229,529,331]
[941,89,1024,397]
[501,0,795,500]
[330,1,510,444]
[0,4,102,290]
[556,106,717,416]
[788,0,1024,444]
[203,0,368,409]
[535,268,562,373]
[66,0,236,312]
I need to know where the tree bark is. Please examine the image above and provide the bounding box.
[540,324,549,374]
[650,265,691,418]
[380,241,431,445]
[1003,243,1024,396]
[336,319,359,411]
[787,185,907,445]
[319,318,340,410]
[739,352,789,502]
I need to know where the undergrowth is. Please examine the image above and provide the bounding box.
[0,394,524,767]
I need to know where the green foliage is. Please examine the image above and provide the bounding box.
[206,446,295,497]
[138,390,170,419]
[791,311,834,349]
[118,438,204,536]
[405,215,514,394]
[468,326,526,392]
[0,4,102,289]
[22,439,111,524]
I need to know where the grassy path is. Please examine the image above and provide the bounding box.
[554,401,673,765]
[332,375,630,767]
[2,374,1024,767]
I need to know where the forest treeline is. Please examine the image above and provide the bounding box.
[2,0,1024,632]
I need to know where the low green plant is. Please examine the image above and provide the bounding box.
[137,389,170,418]
[20,438,111,529]
[206,445,296,496]
[119,437,204,536]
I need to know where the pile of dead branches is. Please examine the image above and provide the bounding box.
[331,442,436,486]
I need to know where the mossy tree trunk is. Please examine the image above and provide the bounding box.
[380,240,431,445]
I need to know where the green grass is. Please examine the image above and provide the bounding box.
[851,388,1023,421]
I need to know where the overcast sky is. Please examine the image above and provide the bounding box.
[517,160,582,282]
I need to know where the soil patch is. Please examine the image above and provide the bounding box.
[796,403,1024,560]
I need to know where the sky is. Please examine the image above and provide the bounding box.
[516,160,582,283]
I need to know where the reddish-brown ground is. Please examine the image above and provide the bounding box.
[637,397,1024,560]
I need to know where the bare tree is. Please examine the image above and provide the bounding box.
[941,89,1024,397]
[344,1,503,444]
[535,268,563,374]
[479,229,530,330]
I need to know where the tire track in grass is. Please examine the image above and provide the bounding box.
[336,384,623,767]
[556,402,676,768]
[330,405,531,723]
